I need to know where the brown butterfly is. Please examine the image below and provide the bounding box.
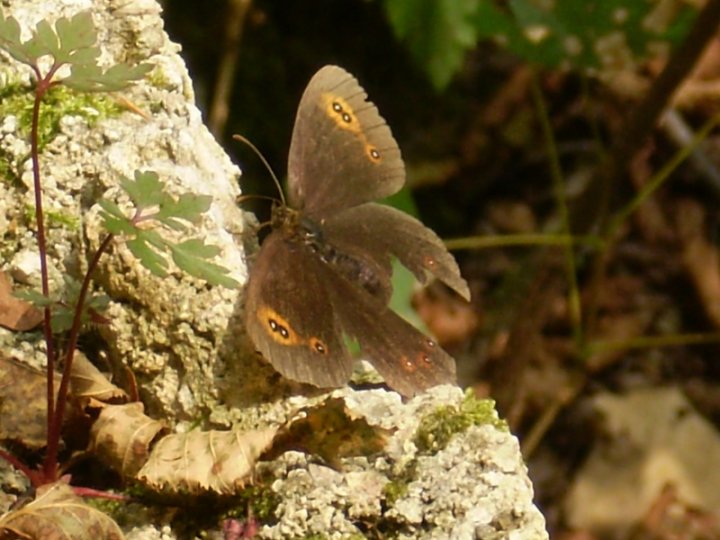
[244,65,470,397]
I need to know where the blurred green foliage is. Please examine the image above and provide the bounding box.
[384,0,697,90]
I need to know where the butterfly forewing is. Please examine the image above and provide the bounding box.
[244,233,354,388]
[287,65,405,218]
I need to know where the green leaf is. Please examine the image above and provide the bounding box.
[0,9,39,65]
[119,170,165,208]
[100,170,237,287]
[97,199,127,220]
[481,0,697,69]
[63,62,153,92]
[55,12,96,57]
[156,193,213,227]
[87,293,110,313]
[51,307,74,333]
[15,276,109,333]
[138,229,167,251]
[98,199,136,235]
[170,239,240,288]
[0,8,150,90]
[32,19,61,58]
[384,0,480,89]
[127,236,168,277]
[14,289,55,308]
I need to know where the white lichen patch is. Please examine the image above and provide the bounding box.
[257,387,547,539]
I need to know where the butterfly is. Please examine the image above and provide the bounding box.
[244,65,470,397]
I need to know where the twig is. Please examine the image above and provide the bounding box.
[585,0,720,334]
[209,0,253,137]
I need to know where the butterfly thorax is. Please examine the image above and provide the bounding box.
[270,203,384,299]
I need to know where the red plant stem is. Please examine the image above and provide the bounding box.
[72,486,130,501]
[0,448,42,486]
[30,74,57,478]
[44,233,114,479]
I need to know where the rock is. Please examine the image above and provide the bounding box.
[565,386,720,534]
[0,1,548,538]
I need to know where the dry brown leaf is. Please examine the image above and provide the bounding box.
[267,397,390,468]
[70,353,128,405]
[0,272,42,331]
[136,428,276,495]
[0,481,124,539]
[413,286,479,346]
[88,402,166,478]
[0,357,58,448]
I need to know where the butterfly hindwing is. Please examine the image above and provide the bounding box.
[323,203,470,300]
[312,258,457,397]
[244,232,353,388]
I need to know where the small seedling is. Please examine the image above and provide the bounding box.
[0,8,237,499]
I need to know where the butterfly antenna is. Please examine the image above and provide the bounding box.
[233,134,286,205]
[236,194,281,206]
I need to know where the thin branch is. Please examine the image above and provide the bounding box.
[585,0,720,334]
[30,76,57,471]
[44,233,114,479]
[208,0,253,137]
[530,73,583,345]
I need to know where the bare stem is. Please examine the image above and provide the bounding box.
[0,448,42,486]
[30,75,56,480]
[43,233,114,479]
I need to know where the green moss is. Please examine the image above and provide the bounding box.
[83,494,125,516]
[0,82,122,149]
[382,478,409,507]
[145,67,171,90]
[381,458,418,509]
[228,483,281,523]
[414,389,508,454]
[0,147,19,185]
[23,204,79,230]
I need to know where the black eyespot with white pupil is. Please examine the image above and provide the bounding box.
[370,148,380,159]
[332,102,342,112]
[268,318,289,339]
[309,337,328,355]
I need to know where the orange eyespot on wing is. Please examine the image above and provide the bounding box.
[422,255,437,269]
[322,93,384,166]
[324,94,362,134]
[256,306,333,356]
[309,337,330,355]
[257,306,301,345]
[396,335,444,375]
